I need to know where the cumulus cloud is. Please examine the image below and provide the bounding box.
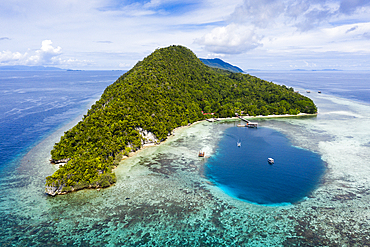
[195,24,262,54]
[0,40,62,66]
[197,0,370,55]
[0,50,28,64]
[29,40,62,65]
[231,0,370,31]
[231,0,341,31]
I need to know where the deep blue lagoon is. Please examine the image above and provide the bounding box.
[205,125,325,205]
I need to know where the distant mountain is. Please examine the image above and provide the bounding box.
[312,69,343,71]
[291,69,343,72]
[200,58,243,73]
[0,65,64,71]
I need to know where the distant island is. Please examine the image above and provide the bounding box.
[200,58,244,73]
[291,69,343,71]
[0,65,64,71]
[45,45,317,196]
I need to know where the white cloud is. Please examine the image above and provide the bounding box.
[196,0,370,58]
[230,0,370,31]
[195,23,262,54]
[0,40,61,66]
[0,40,91,68]
[28,40,62,65]
[0,50,29,64]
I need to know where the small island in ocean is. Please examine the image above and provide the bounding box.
[45,45,317,196]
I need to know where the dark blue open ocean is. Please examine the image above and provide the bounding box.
[0,71,124,174]
[1,70,370,246]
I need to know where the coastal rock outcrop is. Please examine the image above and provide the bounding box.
[45,184,65,196]
[50,158,70,166]
[136,127,159,145]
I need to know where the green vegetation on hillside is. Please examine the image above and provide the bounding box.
[45,45,317,194]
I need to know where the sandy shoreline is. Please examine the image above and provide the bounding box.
[119,120,204,162]
[240,112,318,119]
[119,113,317,162]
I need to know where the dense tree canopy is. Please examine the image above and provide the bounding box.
[46,45,317,194]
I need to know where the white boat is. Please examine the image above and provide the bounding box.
[237,141,241,147]
[268,158,274,164]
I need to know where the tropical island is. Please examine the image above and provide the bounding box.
[45,45,317,196]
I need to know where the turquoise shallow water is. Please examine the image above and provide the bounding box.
[1,71,370,246]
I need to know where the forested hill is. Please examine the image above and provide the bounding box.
[45,45,317,195]
[200,58,244,73]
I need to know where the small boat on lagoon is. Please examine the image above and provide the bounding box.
[268,158,274,164]
[237,141,241,147]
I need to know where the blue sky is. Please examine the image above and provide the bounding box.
[1,0,370,70]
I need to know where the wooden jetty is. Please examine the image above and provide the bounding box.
[238,117,258,128]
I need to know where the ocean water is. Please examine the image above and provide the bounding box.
[0,70,370,246]
[250,70,370,104]
[0,71,124,171]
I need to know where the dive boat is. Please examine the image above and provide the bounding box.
[268,158,274,164]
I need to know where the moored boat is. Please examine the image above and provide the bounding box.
[247,122,258,128]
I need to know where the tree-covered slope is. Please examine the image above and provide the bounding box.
[45,45,317,195]
[200,58,244,73]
